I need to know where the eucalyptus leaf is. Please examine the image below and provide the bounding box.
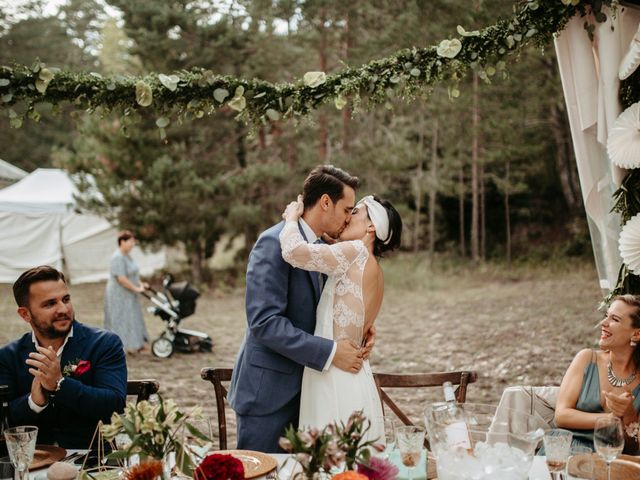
[303,71,326,88]
[107,83,116,91]
[334,95,347,110]
[254,92,266,99]
[135,80,153,107]
[10,117,22,128]
[513,33,523,42]
[2,93,12,103]
[159,73,179,91]
[0,79,9,87]
[35,79,48,94]
[213,88,229,103]
[266,108,281,120]
[228,95,246,112]
[90,72,103,79]
[410,68,421,77]
[156,116,170,128]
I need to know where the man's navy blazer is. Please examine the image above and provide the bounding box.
[0,320,127,448]
[227,221,334,417]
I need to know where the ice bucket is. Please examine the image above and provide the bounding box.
[425,403,544,480]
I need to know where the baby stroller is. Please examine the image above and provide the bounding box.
[142,275,213,358]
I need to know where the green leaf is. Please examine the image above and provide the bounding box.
[10,117,22,128]
[0,79,9,87]
[106,83,116,91]
[159,127,166,140]
[213,88,229,103]
[159,74,180,91]
[266,108,281,121]
[303,71,326,88]
[135,80,153,107]
[410,68,421,77]
[156,116,170,128]
[513,33,523,42]
[2,93,12,103]
[526,28,537,37]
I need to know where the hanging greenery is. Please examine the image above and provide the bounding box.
[0,0,616,131]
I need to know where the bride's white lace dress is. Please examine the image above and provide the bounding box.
[280,221,384,442]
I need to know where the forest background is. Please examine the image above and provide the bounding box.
[0,0,590,284]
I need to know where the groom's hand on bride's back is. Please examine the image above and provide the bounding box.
[333,340,364,373]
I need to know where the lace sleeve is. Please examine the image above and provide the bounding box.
[279,221,361,276]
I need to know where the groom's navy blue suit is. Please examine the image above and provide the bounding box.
[0,320,127,448]
[228,221,334,452]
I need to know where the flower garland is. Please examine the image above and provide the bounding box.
[0,1,614,131]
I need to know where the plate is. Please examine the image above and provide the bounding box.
[30,445,67,471]
[214,450,277,479]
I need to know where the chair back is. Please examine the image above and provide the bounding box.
[373,370,478,426]
[127,379,160,403]
[200,367,233,450]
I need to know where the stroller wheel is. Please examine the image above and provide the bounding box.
[199,338,213,352]
[151,336,174,358]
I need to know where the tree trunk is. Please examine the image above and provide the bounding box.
[428,118,438,256]
[480,161,485,261]
[413,114,425,253]
[189,247,203,285]
[470,73,480,262]
[236,122,246,168]
[550,99,581,213]
[459,163,465,256]
[505,157,511,265]
[341,8,351,152]
[318,7,328,160]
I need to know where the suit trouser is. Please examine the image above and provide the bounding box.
[235,393,300,453]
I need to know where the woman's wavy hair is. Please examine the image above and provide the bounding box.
[613,294,640,368]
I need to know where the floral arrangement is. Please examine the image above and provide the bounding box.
[63,359,91,377]
[278,411,392,480]
[101,394,210,476]
[124,460,164,480]
[193,454,244,480]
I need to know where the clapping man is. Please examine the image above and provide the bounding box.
[0,266,127,448]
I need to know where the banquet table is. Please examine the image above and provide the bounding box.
[28,451,551,480]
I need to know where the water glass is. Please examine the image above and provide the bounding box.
[565,445,594,480]
[0,456,14,480]
[395,426,425,480]
[593,416,624,480]
[543,428,572,480]
[3,426,38,480]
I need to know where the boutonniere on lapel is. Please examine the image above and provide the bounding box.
[63,359,91,377]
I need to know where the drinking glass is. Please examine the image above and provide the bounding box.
[565,445,594,480]
[395,426,424,480]
[3,426,38,480]
[0,457,14,480]
[594,416,624,480]
[543,428,573,480]
[383,417,396,458]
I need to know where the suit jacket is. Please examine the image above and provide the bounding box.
[228,221,334,416]
[0,320,127,448]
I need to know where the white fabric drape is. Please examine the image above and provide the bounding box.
[555,7,640,291]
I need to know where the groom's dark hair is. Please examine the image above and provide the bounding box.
[302,165,360,209]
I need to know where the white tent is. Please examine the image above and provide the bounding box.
[0,159,27,186]
[0,168,165,284]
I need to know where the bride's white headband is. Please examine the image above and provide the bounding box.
[357,195,392,245]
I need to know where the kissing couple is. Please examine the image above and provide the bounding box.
[228,165,403,452]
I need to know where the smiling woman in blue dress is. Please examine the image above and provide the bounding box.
[554,294,640,453]
[104,230,149,354]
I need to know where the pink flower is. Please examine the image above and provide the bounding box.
[357,457,399,480]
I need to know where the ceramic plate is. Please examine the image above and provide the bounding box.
[30,445,67,470]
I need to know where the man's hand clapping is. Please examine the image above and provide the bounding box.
[26,345,62,392]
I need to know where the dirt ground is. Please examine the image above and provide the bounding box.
[0,255,604,448]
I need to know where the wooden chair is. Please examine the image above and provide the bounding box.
[127,379,160,403]
[200,367,233,450]
[373,370,478,426]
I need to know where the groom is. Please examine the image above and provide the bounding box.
[228,165,370,452]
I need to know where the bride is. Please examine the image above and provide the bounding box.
[279,194,403,442]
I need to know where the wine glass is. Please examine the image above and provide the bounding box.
[594,416,624,480]
[395,426,424,480]
[543,428,573,479]
[3,426,38,480]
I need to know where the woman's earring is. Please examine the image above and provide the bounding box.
[631,339,638,347]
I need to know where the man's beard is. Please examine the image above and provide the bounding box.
[30,313,73,339]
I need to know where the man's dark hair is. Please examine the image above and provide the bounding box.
[117,230,134,246]
[302,165,360,209]
[13,266,67,307]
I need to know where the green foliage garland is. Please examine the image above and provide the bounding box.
[0,0,615,130]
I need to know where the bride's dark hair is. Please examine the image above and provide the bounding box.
[370,195,402,258]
